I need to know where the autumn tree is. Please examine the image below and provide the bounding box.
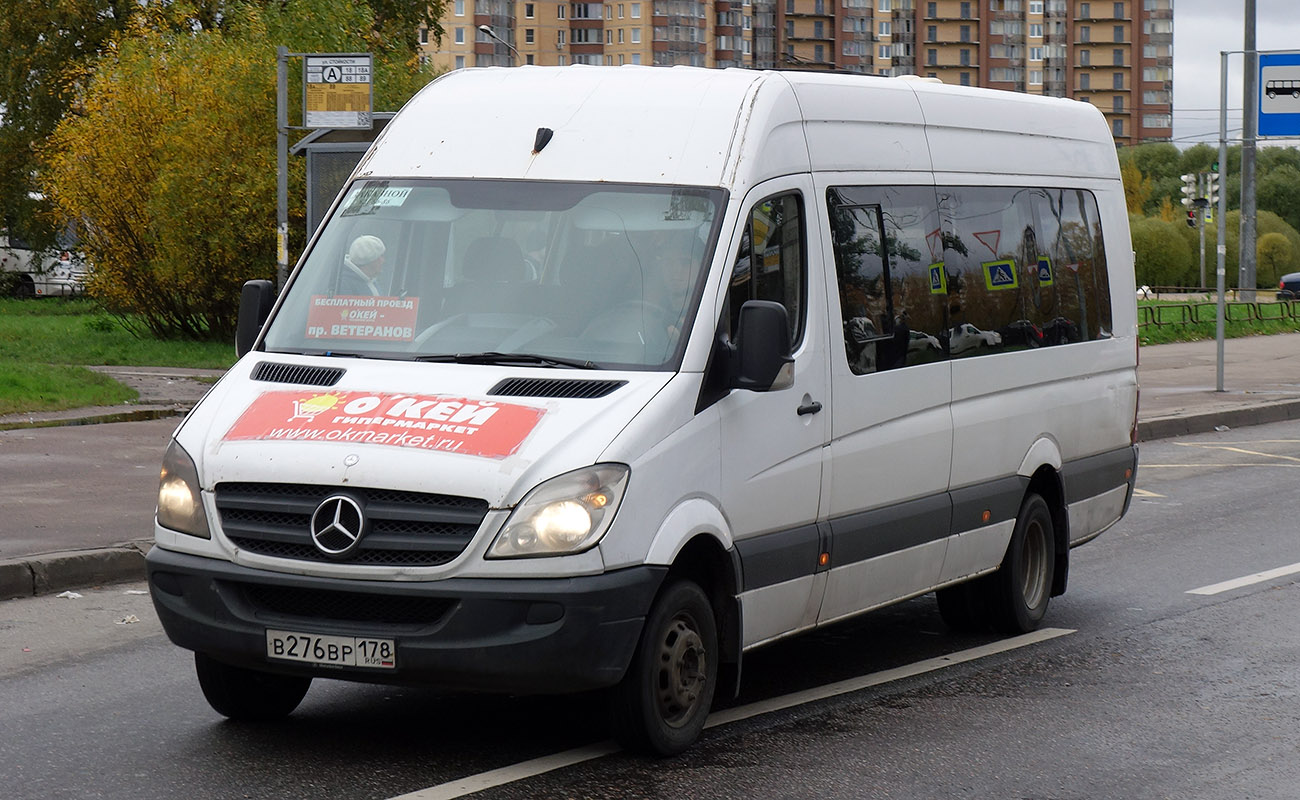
[41,0,437,339]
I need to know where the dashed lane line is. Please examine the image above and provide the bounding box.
[1187,561,1300,596]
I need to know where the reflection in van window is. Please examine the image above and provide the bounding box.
[938,186,1111,356]
[827,186,947,374]
[261,180,724,370]
[727,194,806,347]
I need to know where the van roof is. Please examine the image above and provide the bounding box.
[356,66,1118,191]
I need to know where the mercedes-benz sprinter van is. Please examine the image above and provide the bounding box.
[148,66,1138,755]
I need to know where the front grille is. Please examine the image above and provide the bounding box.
[252,361,345,387]
[488,377,627,398]
[215,482,488,567]
[232,582,454,627]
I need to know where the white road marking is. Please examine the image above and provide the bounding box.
[387,627,1075,800]
[1187,561,1300,596]
[1131,488,1164,498]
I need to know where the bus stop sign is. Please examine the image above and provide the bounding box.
[1259,51,1300,138]
[304,54,373,130]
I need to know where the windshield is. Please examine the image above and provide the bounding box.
[262,179,726,370]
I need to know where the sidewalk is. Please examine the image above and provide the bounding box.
[3,335,1300,599]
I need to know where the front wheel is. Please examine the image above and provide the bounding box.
[194,653,312,721]
[610,579,718,756]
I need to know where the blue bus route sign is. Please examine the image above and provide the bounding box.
[1259,52,1300,138]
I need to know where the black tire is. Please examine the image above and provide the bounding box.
[936,580,989,633]
[610,579,718,756]
[14,278,34,299]
[987,493,1056,635]
[194,653,311,721]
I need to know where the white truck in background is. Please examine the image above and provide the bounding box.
[1,227,89,298]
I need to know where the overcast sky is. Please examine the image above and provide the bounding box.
[1173,0,1300,148]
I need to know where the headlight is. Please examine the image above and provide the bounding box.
[157,440,211,538]
[488,464,629,558]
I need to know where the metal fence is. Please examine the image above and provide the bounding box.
[1138,298,1300,328]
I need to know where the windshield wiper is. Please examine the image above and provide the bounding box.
[413,352,599,369]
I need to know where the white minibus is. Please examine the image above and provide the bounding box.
[148,66,1138,755]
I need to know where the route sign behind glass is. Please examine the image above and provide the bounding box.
[304,54,373,130]
[1259,52,1300,138]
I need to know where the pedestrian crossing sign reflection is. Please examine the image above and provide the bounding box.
[1037,256,1054,287]
[982,259,1018,291]
[929,262,948,295]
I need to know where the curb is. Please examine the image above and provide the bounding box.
[1137,398,1300,441]
[0,406,184,432]
[0,542,152,601]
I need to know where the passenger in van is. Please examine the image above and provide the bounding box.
[339,234,386,296]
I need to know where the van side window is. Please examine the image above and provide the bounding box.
[827,186,948,375]
[728,194,806,348]
[937,186,1112,356]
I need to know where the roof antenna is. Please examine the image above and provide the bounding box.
[533,127,554,154]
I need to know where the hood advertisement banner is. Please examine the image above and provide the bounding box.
[224,390,546,459]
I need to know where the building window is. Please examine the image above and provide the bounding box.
[1113,48,1123,65]
[960,25,970,42]
[879,0,892,9]
[1080,49,1090,66]
[455,55,465,69]
[1143,113,1172,128]
[631,2,641,17]
[879,44,892,58]
[455,27,464,44]
[927,48,937,64]
[632,52,641,64]
[1113,119,1123,138]
[786,0,794,11]
[1079,24,1090,42]
[524,2,534,17]
[631,28,641,42]
[1029,0,1043,11]
[1114,1,1123,16]
[927,2,936,16]
[619,28,624,42]
[960,71,971,85]
[815,0,825,13]
[1079,72,1090,89]
[1143,89,1170,104]
[960,2,971,19]
[557,4,566,17]
[1113,96,1123,112]
[419,28,429,45]
[619,3,625,17]
[557,29,566,45]
[1079,2,1090,16]
[927,25,937,40]
[1029,23,1043,37]
[527,54,535,64]
[816,44,826,61]
[1030,46,1043,60]
[1112,71,1123,88]
[454,0,464,14]
[815,20,825,37]
[960,48,970,66]
[525,28,535,43]
[879,20,891,35]
[785,20,794,37]
[1112,25,1123,42]
[1029,69,1043,84]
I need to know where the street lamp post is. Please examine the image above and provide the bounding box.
[478,25,521,66]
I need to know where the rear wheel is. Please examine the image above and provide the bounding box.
[988,493,1056,635]
[194,653,311,720]
[610,579,718,756]
[13,277,34,299]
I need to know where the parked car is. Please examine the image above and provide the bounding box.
[1043,316,1081,346]
[947,322,1001,354]
[1278,272,1300,300]
[907,329,941,354]
[998,319,1044,348]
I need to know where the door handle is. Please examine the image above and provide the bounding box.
[797,400,823,416]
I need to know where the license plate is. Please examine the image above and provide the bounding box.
[266,629,396,669]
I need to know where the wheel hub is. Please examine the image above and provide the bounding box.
[654,616,707,728]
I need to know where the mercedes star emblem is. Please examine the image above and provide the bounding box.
[310,494,367,558]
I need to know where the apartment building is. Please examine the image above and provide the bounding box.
[417,0,1173,144]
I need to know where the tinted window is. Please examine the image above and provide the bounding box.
[728,193,806,347]
[936,186,1111,356]
[827,186,948,374]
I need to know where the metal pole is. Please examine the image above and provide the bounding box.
[1198,177,1206,290]
[1216,51,1230,393]
[1239,0,1258,300]
[276,47,289,291]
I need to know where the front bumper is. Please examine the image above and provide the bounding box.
[147,547,666,694]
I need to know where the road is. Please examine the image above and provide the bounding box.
[3,421,1300,799]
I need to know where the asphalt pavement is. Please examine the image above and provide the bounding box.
[2,333,1299,600]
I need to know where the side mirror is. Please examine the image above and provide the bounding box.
[235,280,276,358]
[731,300,794,391]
